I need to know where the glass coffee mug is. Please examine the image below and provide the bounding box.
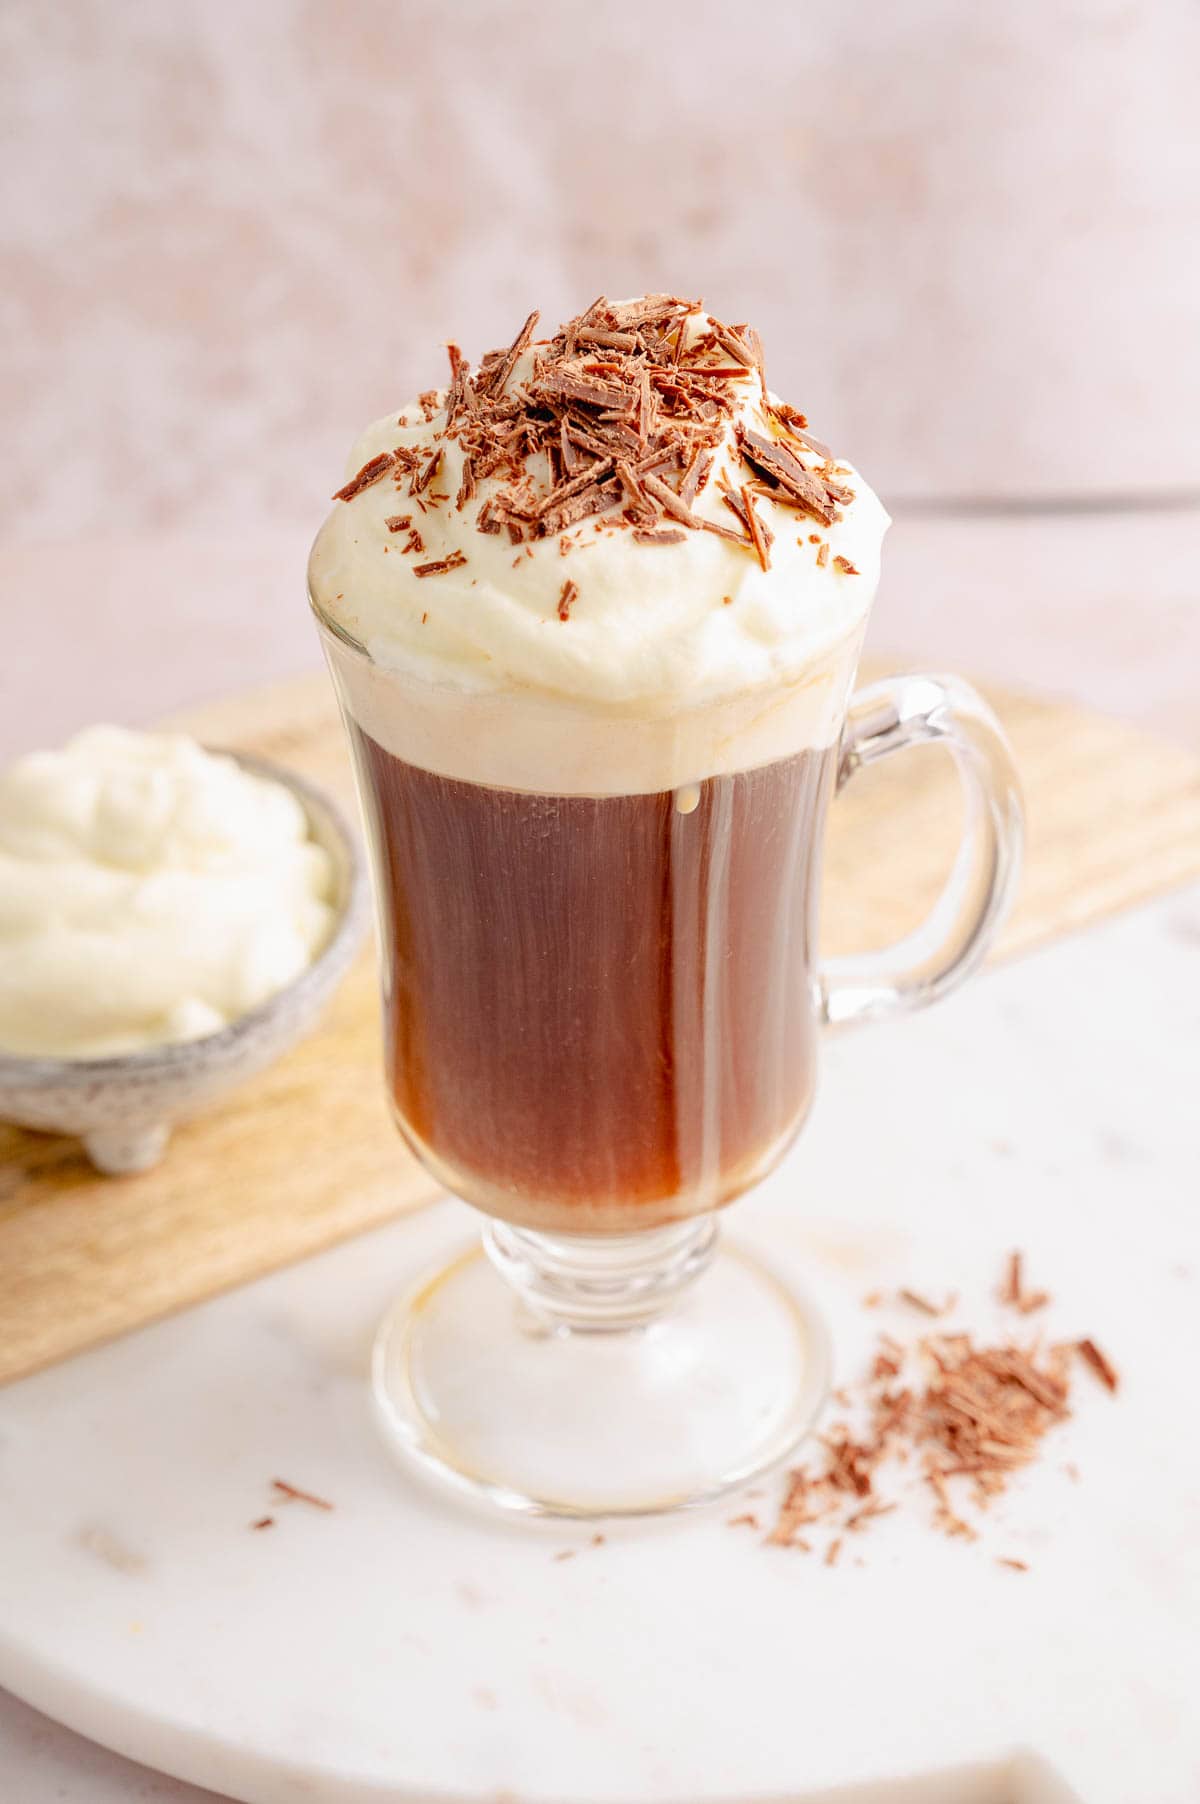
[314,602,1023,1518]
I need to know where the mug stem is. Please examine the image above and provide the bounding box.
[483,1216,720,1332]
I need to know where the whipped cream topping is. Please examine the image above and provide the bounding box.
[0,727,336,1059]
[310,298,890,793]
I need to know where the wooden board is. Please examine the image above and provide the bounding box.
[1,669,1198,1386]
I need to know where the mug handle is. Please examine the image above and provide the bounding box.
[819,673,1024,1029]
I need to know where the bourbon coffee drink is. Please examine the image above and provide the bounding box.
[309,294,1024,1519]
[310,294,891,1234]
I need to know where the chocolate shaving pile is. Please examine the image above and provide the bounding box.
[757,1255,1118,1563]
[331,295,855,589]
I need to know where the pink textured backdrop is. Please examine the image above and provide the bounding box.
[3,0,1199,545]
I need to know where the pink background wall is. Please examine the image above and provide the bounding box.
[4,0,1199,544]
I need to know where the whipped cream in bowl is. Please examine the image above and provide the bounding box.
[0,728,368,1173]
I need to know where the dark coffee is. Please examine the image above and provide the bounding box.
[349,724,837,1233]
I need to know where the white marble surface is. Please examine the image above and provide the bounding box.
[1,888,1197,1804]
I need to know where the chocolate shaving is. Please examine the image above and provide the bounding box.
[384,514,412,532]
[413,448,443,494]
[557,578,579,621]
[765,1470,817,1547]
[540,477,623,534]
[576,327,640,350]
[446,342,469,414]
[455,457,476,511]
[679,448,713,505]
[537,367,630,412]
[1076,1338,1119,1393]
[591,416,643,454]
[643,470,745,542]
[673,365,755,382]
[845,1498,896,1532]
[633,528,687,545]
[271,1478,333,1512]
[637,362,653,442]
[740,484,772,571]
[639,470,701,526]
[786,426,831,458]
[575,293,608,328]
[709,485,756,550]
[998,1250,1052,1316]
[900,1287,946,1318]
[711,322,757,367]
[332,452,394,502]
[736,426,842,525]
[536,458,615,518]
[482,309,539,398]
[833,555,859,576]
[413,550,468,578]
[633,444,684,476]
[615,458,652,520]
[701,515,755,547]
[741,324,766,401]
[608,293,696,327]
[720,485,750,530]
[816,541,830,567]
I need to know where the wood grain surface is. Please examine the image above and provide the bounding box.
[1,668,1198,1385]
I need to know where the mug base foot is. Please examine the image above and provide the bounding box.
[371,1235,830,1519]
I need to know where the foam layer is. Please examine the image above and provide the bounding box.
[309,304,889,792]
[321,620,866,796]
